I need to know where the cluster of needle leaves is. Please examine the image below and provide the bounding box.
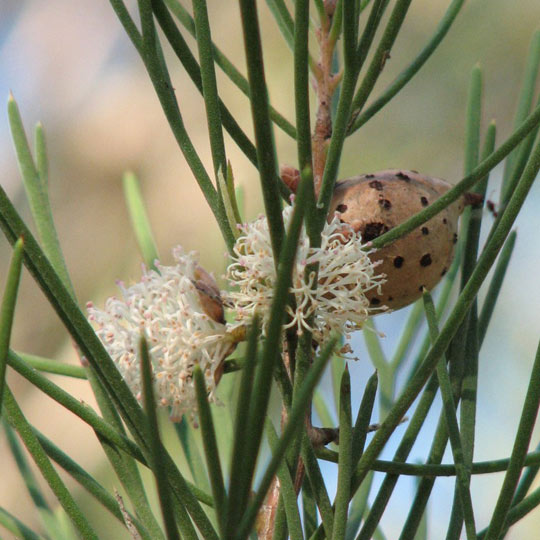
[1,1,540,539]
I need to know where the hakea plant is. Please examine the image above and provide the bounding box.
[1,1,540,540]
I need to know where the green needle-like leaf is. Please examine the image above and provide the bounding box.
[333,366,353,540]
[193,366,226,535]
[162,0,296,139]
[8,96,74,294]
[225,318,259,535]
[0,238,24,415]
[0,506,42,540]
[484,339,540,540]
[423,291,476,540]
[34,122,48,188]
[123,171,160,269]
[266,421,305,540]
[501,30,540,195]
[348,0,465,133]
[237,335,339,539]
[3,388,98,539]
[139,336,184,540]
[239,0,285,260]
[371,99,540,250]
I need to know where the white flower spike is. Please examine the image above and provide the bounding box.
[226,206,385,344]
[87,247,234,422]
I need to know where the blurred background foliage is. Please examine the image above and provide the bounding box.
[0,0,539,538]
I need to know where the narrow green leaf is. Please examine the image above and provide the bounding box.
[0,238,24,414]
[266,421,305,540]
[216,167,241,239]
[0,506,42,540]
[231,173,311,533]
[484,339,540,540]
[348,0,465,132]
[192,0,226,176]
[352,370,378,466]
[302,479,318,537]
[193,366,226,535]
[237,335,339,538]
[8,96,74,294]
[122,171,160,269]
[174,418,211,493]
[501,30,540,194]
[371,99,540,250]
[293,0,313,171]
[34,122,48,188]
[3,388,98,539]
[423,291,476,540]
[390,301,424,373]
[225,317,260,535]
[139,336,183,540]
[239,0,285,260]
[332,367,353,540]
[31,426,153,540]
[266,0,295,50]
[162,0,297,139]
[14,351,86,379]
[7,350,213,507]
[348,0,413,125]
[3,420,61,538]
[353,132,540,504]
[478,231,516,343]
[330,353,346,415]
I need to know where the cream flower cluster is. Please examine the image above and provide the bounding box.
[226,206,385,343]
[87,247,232,422]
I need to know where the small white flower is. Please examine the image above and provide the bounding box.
[87,247,233,422]
[226,206,385,344]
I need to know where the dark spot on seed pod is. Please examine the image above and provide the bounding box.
[441,267,448,276]
[420,254,432,267]
[362,222,389,241]
[336,204,348,213]
[370,298,381,306]
[421,227,429,235]
[443,218,448,224]
[393,256,404,268]
[365,174,375,178]
[396,171,410,181]
[453,233,458,244]
[420,196,429,207]
[411,169,419,174]
[388,296,394,302]
[419,285,425,291]
[369,180,383,190]
[378,198,392,209]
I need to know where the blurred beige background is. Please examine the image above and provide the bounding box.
[0,0,539,538]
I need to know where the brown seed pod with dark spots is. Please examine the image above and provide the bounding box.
[329,169,480,310]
